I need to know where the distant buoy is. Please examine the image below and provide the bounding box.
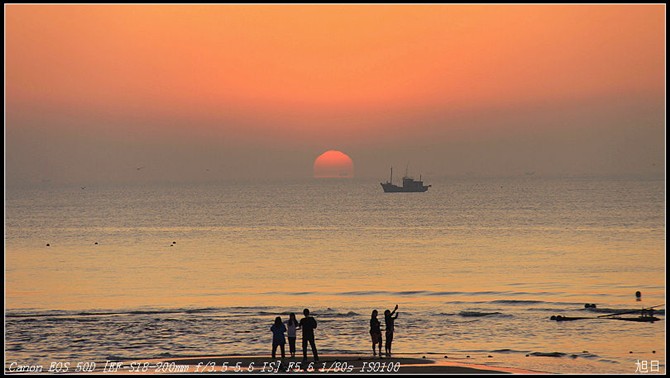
[635,291,641,298]
[173,241,176,244]
[46,243,50,247]
[488,355,493,358]
[94,242,98,245]
[422,356,426,359]
[444,356,448,359]
[466,355,470,358]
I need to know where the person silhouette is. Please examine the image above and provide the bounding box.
[384,305,399,357]
[370,310,382,357]
[286,313,299,358]
[270,316,286,359]
[298,308,319,362]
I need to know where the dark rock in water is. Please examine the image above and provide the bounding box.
[422,356,426,359]
[550,315,557,320]
[46,243,50,247]
[444,356,448,359]
[635,291,641,298]
[488,355,493,358]
[652,350,656,354]
[466,356,470,358]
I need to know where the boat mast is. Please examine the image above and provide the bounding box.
[390,166,393,184]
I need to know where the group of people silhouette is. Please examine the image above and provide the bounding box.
[269,305,399,361]
[270,309,319,361]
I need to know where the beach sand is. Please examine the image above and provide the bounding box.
[90,355,541,374]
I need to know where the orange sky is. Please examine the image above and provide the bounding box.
[5,4,666,183]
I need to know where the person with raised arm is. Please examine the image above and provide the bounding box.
[384,305,399,357]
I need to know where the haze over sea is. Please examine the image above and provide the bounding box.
[5,176,665,374]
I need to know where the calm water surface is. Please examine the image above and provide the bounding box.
[5,177,666,373]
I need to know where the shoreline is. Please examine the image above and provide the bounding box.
[77,354,542,374]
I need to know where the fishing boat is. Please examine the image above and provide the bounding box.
[380,167,431,193]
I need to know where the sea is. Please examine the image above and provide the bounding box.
[4,176,666,374]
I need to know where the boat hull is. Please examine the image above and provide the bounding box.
[380,183,430,193]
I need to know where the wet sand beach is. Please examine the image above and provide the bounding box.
[83,355,539,374]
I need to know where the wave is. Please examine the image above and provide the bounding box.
[597,359,621,364]
[526,307,567,312]
[458,311,510,318]
[578,352,601,359]
[256,311,294,316]
[529,351,567,358]
[6,307,225,319]
[490,299,545,305]
[437,312,457,316]
[490,348,530,354]
[528,351,601,359]
[322,311,360,318]
[437,311,512,323]
[9,302,659,320]
[281,292,317,296]
[330,290,568,298]
[256,310,360,318]
[336,291,388,296]
[43,317,100,323]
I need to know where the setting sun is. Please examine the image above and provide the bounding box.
[313,150,354,178]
